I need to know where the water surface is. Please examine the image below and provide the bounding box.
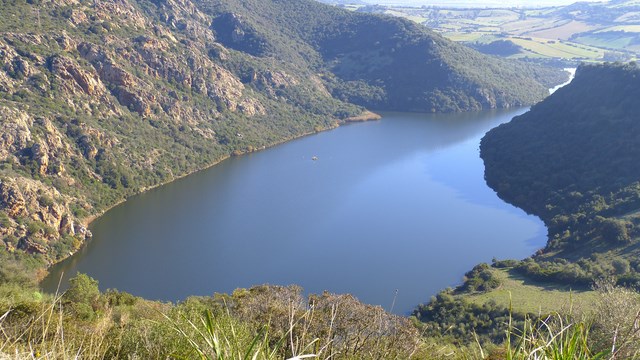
[43,109,545,314]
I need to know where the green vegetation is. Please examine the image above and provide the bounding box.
[462,267,598,316]
[3,273,640,359]
[414,263,640,358]
[350,1,640,64]
[199,0,563,112]
[0,274,427,359]
[5,0,634,357]
[481,62,640,287]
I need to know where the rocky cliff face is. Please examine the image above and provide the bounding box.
[0,0,562,279]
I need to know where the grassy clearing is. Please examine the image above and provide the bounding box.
[442,32,487,42]
[574,34,636,50]
[384,11,427,24]
[459,268,600,315]
[501,18,554,34]
[597,24,640,33]
[509,37,602,59]
[527,20,597,40]
[613,11,640,22]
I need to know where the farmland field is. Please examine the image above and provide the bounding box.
[343,0,640,63]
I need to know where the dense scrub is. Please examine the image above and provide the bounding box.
[4,273,640,359]
[481,62,640,286]
[199,0,566,112]
[0,274,427,359]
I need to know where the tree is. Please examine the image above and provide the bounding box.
[64,273,100,307]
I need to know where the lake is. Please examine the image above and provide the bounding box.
[42,109,546,314]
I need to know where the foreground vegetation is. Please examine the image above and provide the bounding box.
[414,263,640,359]
[1,275,425,359]
[1,272,640,359]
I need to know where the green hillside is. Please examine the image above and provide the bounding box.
[199,0,565,112]
[481,62,640,286]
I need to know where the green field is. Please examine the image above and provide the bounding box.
[509,37,603,59]
[459,268,600,315]
[349,1,640,63]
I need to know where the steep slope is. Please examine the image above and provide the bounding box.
[200,0,565,112]
[481,62,640,286]
[0,0,363,280]
[0,0,562,281]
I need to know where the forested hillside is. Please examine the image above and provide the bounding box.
[198,0,564,112]
[481,62,640,286]
[0,0,564,281]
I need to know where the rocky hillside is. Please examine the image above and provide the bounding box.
[0,0,563,281]
[481,63,640,286]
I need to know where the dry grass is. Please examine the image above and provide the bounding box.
[0,294,112,359]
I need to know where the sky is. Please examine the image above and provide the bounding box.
[359,0,606,7]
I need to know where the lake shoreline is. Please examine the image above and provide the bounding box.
[44,110,383,279]
[41,107,545,313]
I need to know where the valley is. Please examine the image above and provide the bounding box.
[1,0,640,358]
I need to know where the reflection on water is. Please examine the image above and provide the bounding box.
[43,108,545,314]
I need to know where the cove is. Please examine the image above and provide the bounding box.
[42,108,546,314]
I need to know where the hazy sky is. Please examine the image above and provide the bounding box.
[361,0,605,7]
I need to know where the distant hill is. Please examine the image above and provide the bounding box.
[200,0,564,112]
[481,62,640,286]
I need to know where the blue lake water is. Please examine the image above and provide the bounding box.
[42,109,546,314]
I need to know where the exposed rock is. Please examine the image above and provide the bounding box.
[114,86,152,117]
[51,161,66,176]
[93,0,148,29]
[238,98,266,116]
[0,176,86,260]
[0,180,27,218]
[74,224,92,239]
[101,63,136,87]
[35,117,71,156]
[206,65,245,111]
[0,71,15,93]
[0,106,33,161]
[78,135,99,160]
[30,142,49,176]
[60,215,74,236]
[57,33,77,51]
[68,9,88,25]
[47,55,103,95]
[12,57,31,78]
[78,43,137,87]
[256,70,298,89]
[18,238,47,254]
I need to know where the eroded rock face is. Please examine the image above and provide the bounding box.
[0,177,88,261]
[0,180,27,218]
[0,107,33,161]
[47,54,104,96]
[30,143,49,176]
[0,0,342,274]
